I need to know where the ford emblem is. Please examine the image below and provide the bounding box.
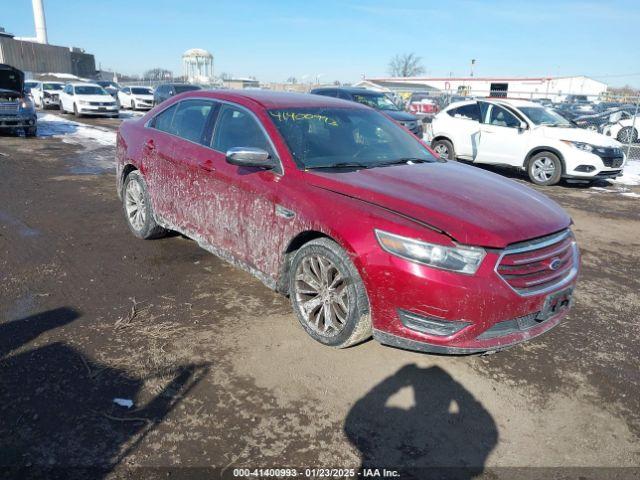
[549,258,562,270]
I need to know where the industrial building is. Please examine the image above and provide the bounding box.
[356,76,608,101]
[0,0,95,78]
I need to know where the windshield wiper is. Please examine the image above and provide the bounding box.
[305,162,371,170]
[375,158,430,167]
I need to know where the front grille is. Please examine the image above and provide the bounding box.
[89,102,114,107]
[0,102,19,114]
[601,156,624,168]
[496,229,578,296]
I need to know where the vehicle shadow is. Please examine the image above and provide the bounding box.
[0,307,209,476]
[344,364,497,480]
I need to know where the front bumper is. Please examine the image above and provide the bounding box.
[0,114,37,129]
[563,148,625,180]
[43,96,60,107]
[363,235,579,354]
[78,105,119,116]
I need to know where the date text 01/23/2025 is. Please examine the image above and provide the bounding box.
[232,468,400,478]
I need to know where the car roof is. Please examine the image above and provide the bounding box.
[69,82,102,87]
[126,85,153,89]
[175,89,371,110]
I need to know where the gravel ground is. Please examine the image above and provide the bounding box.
[0,112,639,479]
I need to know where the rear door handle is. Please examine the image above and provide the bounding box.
[198,161,216,172]
[143,139,155,152]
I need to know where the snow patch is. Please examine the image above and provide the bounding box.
[613,159,640,186]
[37,113,116,146]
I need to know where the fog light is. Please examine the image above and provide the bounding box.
[398,309,471,336]
[575,165,595,172]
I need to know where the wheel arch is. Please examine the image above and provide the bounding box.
[118,163,138,199]
[524,146,566,174]
[277,230,334,294]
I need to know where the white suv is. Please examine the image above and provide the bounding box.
[428,98,625,186]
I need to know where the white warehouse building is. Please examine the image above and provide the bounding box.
[182,48,214,84]
[359,76,608,101]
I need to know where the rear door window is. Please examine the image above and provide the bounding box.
[448,103,480,121]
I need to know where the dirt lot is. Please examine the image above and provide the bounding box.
[1,113,639,479]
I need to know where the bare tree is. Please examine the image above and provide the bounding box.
[219,72,232,81]
[143,68,172,81]
[388,53,425,77]
[286,76,297,84]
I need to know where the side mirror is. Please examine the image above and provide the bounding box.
[518,121,527,131]
[226,147,275,169]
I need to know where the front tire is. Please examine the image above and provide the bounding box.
[617,127,638,144]
[122,170,167,239]
[431,138,456,160]
[73,103,80,117]
[527,152,562,186]
[289,238,371,348]
[24,126,37,137]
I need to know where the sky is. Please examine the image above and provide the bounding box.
[4,0,640,86]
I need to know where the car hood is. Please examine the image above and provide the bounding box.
[306,161,571,248]
[538,126,620,146]
[0,64,24,94]
[383,110,418,121]
[134,94,154,100]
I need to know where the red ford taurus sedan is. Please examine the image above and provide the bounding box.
[115,90,579,354]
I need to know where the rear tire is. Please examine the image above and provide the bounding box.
[617,127,638,144]
[527,152,562,186]
[431,138,456,160]
[289,238,371,348]
[122,170,167,239]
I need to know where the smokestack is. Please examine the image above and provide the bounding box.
[32,0,48,44]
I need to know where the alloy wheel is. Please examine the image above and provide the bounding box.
[434,143,449,158]
[124,178,147,231]
[532,156,556,183]
[294,255,349,337]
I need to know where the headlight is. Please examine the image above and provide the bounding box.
[561,140,595,152]
[375,230,486,274]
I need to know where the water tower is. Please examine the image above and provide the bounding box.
[182,48,214,84]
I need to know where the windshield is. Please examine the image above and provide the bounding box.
[131,87,152,95]
[43,83,63,91]
[268,107,439,170]
[519,107,572,127]
[174,85,202,93]
[75,86,109,95]
[351,93,400,111]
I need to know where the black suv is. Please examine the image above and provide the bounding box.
[153,83,202,106]
[310,87,423,137]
